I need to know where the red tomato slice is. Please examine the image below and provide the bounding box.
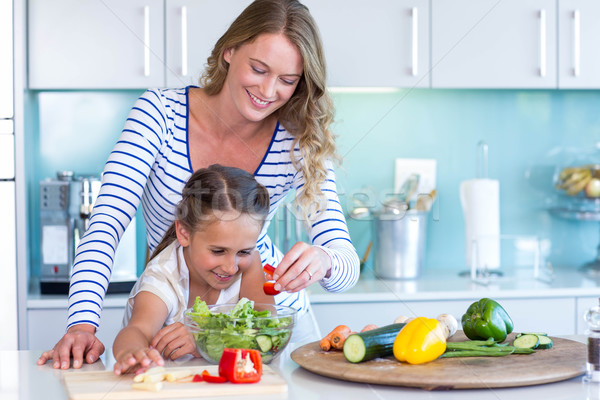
[263,264,276,280]
[263,281,280,295]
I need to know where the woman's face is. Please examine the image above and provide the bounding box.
[223,33,304,122]
[177,211,263,291]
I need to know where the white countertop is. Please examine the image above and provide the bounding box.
[307,265,600,303]
[3,336,599,400]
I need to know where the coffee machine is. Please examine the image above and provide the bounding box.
[39,171,138,294]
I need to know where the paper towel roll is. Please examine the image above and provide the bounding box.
[460,179,500,270]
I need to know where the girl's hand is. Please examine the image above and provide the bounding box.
[113,347,164,376]
[149,322,201,360]
[273,242,331,293]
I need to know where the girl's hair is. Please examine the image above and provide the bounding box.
[200,0,338,220]
[149,164,270,261]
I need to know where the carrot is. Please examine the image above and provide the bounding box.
[360,324,378,332]
[320,325,351,351]
[330,329,353,350]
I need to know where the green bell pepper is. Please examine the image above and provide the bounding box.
[461,298,514,342]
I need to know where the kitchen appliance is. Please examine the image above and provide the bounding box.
[0,0,18,350]
[39,171,138,294]
[373,209,428,280]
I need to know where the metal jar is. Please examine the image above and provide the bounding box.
[373,209,428,280]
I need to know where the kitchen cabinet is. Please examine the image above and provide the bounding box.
[165,0,252,87]
[558,1,600,88]
[27,301,126,351]
[28,0,165,89]
[431,0,557,89]
[303,0,430,88]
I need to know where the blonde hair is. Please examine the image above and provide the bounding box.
[150,165,270,261]
[200,0,338,220]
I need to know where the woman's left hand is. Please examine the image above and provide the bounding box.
[272,242,331,293]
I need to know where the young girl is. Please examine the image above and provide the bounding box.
[112,164,273,375]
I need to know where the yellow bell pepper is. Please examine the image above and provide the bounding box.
[393,317,447,364]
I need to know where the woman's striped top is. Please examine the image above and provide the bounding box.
[67,87,360,330]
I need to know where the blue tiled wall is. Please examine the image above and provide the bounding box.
[27,89,600,279]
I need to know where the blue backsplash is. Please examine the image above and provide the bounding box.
[26,89,600,278]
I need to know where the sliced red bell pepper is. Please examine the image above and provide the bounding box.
[192,374,203,382]
[263,281,280,296]
[201,370,227,383]
[263,264,276,280]
[218,348,263,384]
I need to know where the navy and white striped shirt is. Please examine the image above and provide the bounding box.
[67,87,360,330]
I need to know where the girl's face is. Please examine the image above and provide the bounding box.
[176,211,263,291]
[223,33,303,122]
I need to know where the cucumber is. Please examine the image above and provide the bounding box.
[256,335,272,352]
[516,332,548,338]
[342,323,406,363]
[537,335,553,349]
[512,334,539,349]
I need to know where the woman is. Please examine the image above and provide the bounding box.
[38,0,359,369]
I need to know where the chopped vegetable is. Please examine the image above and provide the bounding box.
[343,323,406,363]
[131,382,163,392]
[218,348,263,384]
[320,325,351,351]
[201,370,227,383]
[537,335,553,349]
[393,317,447,365]
[263,264,276,280]
[512,334,540,349]
[263,281,280,295]
[192,374,203,382]
[461,298,514,342]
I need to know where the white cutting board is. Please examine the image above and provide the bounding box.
[63,365,287,400]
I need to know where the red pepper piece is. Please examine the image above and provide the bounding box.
[192,374,203,382]
[201,370,227,383]
[218,348,263,384]
[263,264,276,280]
[263,281,280,296]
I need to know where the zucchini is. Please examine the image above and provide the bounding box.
[516,332,548,338]
[343,323,406,363]
[537,335,553,349]
[512,334,539,349]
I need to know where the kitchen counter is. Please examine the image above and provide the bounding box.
[3,336,600,400]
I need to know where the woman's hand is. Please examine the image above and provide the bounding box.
[37,324,105,369]
[273,242,331,293]
[113,347,164,376]
[149,322,200,360]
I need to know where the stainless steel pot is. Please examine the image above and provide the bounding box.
[373,209,428,280]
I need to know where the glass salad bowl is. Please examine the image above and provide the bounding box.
[183,299,297,364]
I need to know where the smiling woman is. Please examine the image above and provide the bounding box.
[38,0,359,371]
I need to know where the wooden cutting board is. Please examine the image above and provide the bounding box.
[291,332,587,390]
[62,365,287,400]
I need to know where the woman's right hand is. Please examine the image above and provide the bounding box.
[36,324,105,369]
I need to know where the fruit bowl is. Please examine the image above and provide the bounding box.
[555,164,600,199]
[184,302,296,364]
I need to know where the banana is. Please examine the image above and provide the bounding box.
[559,167,583,181]
[560,169,591,191]
[565,174,592,196]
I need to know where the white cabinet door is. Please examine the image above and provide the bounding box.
[165,0,252,88]
[431,0,557,88]
[303,0,430,88]
[28,0,165,89]
[558,1,600,88]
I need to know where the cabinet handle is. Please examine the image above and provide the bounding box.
[539,9,546,78]
[573,9,580,77]
[181,6,188,76]
[411,7,418,77]
[144,5,150,77]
